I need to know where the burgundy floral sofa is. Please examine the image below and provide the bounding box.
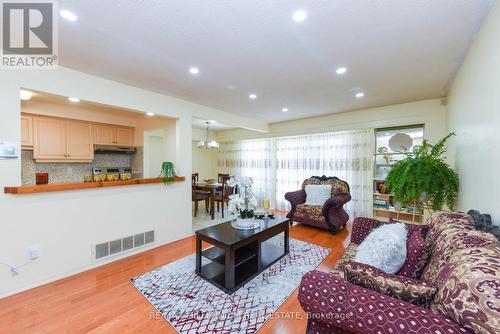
[285,176,351,233]
[298,211,500,334]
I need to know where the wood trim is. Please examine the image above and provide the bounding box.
[4,177,186,195]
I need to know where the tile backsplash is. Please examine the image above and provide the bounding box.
[131,146,144,179]
[21,150,134,185]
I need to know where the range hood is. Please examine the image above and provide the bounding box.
[94,145,136,154]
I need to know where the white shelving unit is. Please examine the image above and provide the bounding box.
[373,125,425,223]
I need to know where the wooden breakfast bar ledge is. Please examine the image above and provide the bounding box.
[4,177,186,195]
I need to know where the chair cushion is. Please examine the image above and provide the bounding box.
[431,244,500,334]
[295,204,323,219]
[344,261,438,307]
[397,229,429,278]
[355,223,407,274]
[304,184,331,205]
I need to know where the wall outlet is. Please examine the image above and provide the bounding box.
[28,245,40,259]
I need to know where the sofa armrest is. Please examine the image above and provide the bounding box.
[285,189,306,205]
[298,270,470,334]
[351,217,385,244]
[284,189,306,219]
[323,193,351,212]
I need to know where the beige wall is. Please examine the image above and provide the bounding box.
[216,99,448,145]
[192,141,219,180]
[447,2,500,223]
[191,127,219,180]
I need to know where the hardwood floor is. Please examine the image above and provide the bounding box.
[0,222,350,334]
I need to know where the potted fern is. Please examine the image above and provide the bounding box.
[385,133,459,216]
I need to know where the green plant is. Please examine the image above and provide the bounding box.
[160,161,176,185]
[385,133,459,211]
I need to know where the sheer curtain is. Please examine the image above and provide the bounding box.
[218,129,374,218]
[218,139,275,206]
[275,129,374,218]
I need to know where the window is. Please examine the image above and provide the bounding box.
[218,129,374,218]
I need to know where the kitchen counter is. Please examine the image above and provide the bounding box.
[4,177,185,195]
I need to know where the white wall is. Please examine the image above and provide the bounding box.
[447,2,500,223]
[0,67,258,297]
[216,99,448,145]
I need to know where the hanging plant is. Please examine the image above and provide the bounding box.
[385,133,459,211]
[160,161,177,185]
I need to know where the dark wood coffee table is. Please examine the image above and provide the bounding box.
[195,217,290,294]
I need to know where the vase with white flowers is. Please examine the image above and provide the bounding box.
[227,176,258,229]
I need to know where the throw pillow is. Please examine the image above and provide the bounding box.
[354,222,407,274]
[344,261,438,307]
[396,230,429,278]
[304,184,332,206]
[431,245,500,334]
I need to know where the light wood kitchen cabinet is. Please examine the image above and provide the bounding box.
[93,125,134,146]
[21,115,33,148]
[114,127,134,146]
[28,114,134,162]
[33,116,94,162]
[66,121,94,160]
[93,124,115,145]
[33,117,68,160]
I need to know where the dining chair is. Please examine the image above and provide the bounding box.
[192,172,211,196]
[215,175,234,218]
[192,174,210,217]
[217,173,230,183]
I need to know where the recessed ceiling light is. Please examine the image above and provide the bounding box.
[355,92,365,99]
[20,90,32,100]
[282,108,289,112]
[293,10,307,22]
[336,67,347,75]
[146,112,155,116]
[189,67,199,75]
[60,9,78,21]
[68,97,80,103]
[249,94,257,100]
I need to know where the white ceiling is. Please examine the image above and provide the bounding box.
[59,0,492,123]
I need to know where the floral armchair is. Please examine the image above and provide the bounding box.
[285,176,351,233]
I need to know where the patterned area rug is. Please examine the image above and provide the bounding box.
[131,236,330,334]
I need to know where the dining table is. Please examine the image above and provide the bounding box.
[195,182,223,220]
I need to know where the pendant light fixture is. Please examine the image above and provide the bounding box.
[197,122,219,149]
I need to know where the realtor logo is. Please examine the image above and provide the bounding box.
[1,0,58,68]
